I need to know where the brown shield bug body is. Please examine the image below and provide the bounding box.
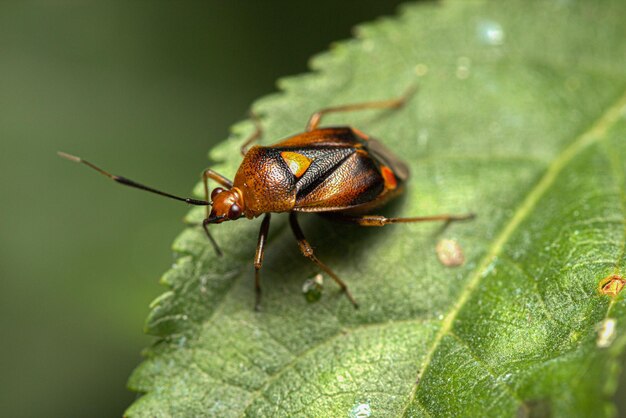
[60,88,473,310]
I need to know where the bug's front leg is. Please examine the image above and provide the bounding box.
[289,212,358,308]
[322,212,475,226]
[253,213,271,311]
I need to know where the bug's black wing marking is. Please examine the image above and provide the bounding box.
[292,149,385,210]
[293,147,354,196]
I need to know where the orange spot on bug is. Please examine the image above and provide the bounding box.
[280,151,312,178]
[380,165,397,190]
[599,274,626,297]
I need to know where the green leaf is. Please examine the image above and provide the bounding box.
[126,1,626,416]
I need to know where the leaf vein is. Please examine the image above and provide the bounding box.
[498,254,563,327]
[448,331,523,403]
[240,318,433,417]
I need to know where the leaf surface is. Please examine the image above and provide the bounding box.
[127,1,626,416]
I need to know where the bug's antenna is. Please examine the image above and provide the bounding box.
[58,152,210,206]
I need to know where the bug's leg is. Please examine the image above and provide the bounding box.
[200,169,233,256]
[323,212,475,226]
[253,213,272,311]
[289,212,358,308]
[202,217,223,257]
[240,112,264,156]
[306,85,417,131]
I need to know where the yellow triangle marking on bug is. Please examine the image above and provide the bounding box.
[280,151,312,178]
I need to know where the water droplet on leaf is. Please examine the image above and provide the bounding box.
[302,273,324,303]
[478,20,505,45]
[596,318,617,348]
[350,402,372,418]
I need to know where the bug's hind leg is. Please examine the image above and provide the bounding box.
[323,212,475,227]
[240,112,264,156]
[306,85,418,131]
[289,212,358,308]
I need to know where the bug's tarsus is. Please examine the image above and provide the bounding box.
[202,216,224,256]
[398,83,419,107]
[58,151,210,206]
[434,213,476,236]
[254,289,262,312]
[441,212,476,224]
[253,213,272,311]
[289,212,359,309]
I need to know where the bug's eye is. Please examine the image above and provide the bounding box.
[228,204,242,219]
[211,187,225,200]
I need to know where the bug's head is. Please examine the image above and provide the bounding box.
[207,187,245,223]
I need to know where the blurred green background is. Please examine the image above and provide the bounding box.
[0,2,406,416]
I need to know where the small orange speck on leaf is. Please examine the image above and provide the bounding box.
[599,274,625,297]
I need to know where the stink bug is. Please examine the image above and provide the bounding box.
[59,87,473,310]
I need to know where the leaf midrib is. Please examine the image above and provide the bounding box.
[400,88,626,416]
[601,107,626,340]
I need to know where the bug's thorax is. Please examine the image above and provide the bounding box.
[233,145,297,217]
